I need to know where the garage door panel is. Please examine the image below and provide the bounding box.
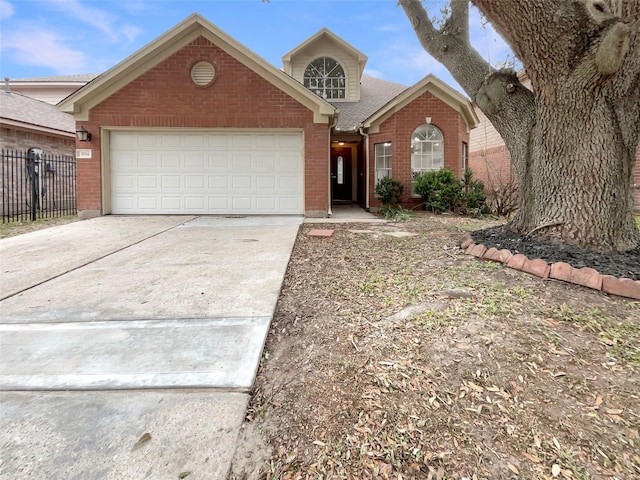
[209,154,229,168]
[231,135,253,148]
[110,131,304,214]
[256,176,276,189]
[256,154,276,170]
[185,155,205,168]
[185,197,206,210]
[185,176,205,189]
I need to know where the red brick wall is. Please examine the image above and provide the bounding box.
[1,126,74,156]
[470,141,640,212]
[79,36,329,215]
[468,145,514,190]
[367,90,469,208]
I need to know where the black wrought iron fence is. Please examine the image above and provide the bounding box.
[1,148,77,223]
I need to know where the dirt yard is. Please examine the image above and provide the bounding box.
[231,214,639,480]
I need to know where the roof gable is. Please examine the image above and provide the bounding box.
[58,14,335,123]
[364,74,478,133]
[281,28,367,80]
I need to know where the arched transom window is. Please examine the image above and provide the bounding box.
[411,124,444,194]
[303,56,346,100]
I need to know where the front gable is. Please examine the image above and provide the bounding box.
[59,14,335,124]
[364,74,478,134]
[282,28,367,102]
[90,36,318,129]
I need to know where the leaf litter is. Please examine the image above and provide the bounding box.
[230,213,639,480]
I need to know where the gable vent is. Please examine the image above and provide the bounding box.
[191,61,216,86]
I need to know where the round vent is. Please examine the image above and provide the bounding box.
[191,61,216,86]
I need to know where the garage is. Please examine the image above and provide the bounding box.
[109,130,304,215]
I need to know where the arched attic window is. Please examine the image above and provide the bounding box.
[411,124,444,194]
[303,56,346,100]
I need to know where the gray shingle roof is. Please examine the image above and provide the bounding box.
[331,75,408,132]
[0,90,75,133]
[9,74,100,83]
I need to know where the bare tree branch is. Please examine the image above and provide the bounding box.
[398,0,492,99]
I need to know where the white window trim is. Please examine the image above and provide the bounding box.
[374,142,392,185]
[303,56,346,100]
[411,125,444,196]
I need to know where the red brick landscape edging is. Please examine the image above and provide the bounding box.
[459,234,640,300]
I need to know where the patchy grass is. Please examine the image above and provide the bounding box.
[233,213,640,480]
[0,215,79,238]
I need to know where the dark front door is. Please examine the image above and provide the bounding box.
[331,147,352,202]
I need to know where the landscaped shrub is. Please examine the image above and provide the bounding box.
[414,168,462,213]
[414,168,488,215]
[461,168,489,215]
[375,176,404,207]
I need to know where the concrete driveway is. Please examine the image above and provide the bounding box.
[0,215,301,479]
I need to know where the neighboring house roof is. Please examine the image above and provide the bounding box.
[364,74,478,133]
[9,74,101,84]
[0,89,75,137]
[281,27,368,80]
[332,76,408,132]
[58,14,336,123]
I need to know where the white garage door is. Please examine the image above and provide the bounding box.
[109,130,304,214]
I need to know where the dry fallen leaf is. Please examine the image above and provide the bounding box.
[522,452,541,463]
[132,432,151,450]
[507,463,520,474]
[606,408,623,415]
[552,464,561,477]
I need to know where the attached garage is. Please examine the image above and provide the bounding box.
[59,14,335,219]
[108,130,304,215]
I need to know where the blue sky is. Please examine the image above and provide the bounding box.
[0,0,511,94]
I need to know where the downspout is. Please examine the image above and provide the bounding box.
[358,125,370,211]
[327,109,340,217]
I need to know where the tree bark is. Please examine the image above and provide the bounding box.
[399,0,640,251]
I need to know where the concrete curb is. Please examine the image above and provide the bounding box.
[458,234,640,300]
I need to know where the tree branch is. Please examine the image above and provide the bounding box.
[398,0,492,99]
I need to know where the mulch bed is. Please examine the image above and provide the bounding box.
[472,225,640,281]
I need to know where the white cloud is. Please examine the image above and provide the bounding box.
[120,24,143,44]
[363,68,384,79]
[376,24,400,33]
[42,0,141,44]
[44,0,118,40]
[1,27,87,73]
[0,0,14,19]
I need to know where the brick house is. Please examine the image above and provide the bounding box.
[59,14,477,218]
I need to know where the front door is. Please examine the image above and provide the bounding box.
[331,147,352,202]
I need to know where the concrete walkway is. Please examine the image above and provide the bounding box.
[0,215,301,479]
[305,203,387,224]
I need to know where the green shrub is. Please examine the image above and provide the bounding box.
[375,177,404,207]
[414,168,488,215]
[414,169,462,213]
[461,168,489,215]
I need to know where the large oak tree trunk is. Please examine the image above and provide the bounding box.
[521,80,639,250]
[400,0,640,252]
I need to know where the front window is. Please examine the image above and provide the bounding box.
[411,125,444,195]
[304,57,346,100]
[374,142,392,184]
[462,141,468,172]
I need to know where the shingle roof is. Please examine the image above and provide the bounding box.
[0,90,75,134]
[9,74,100,83]
[332,75,408,132]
